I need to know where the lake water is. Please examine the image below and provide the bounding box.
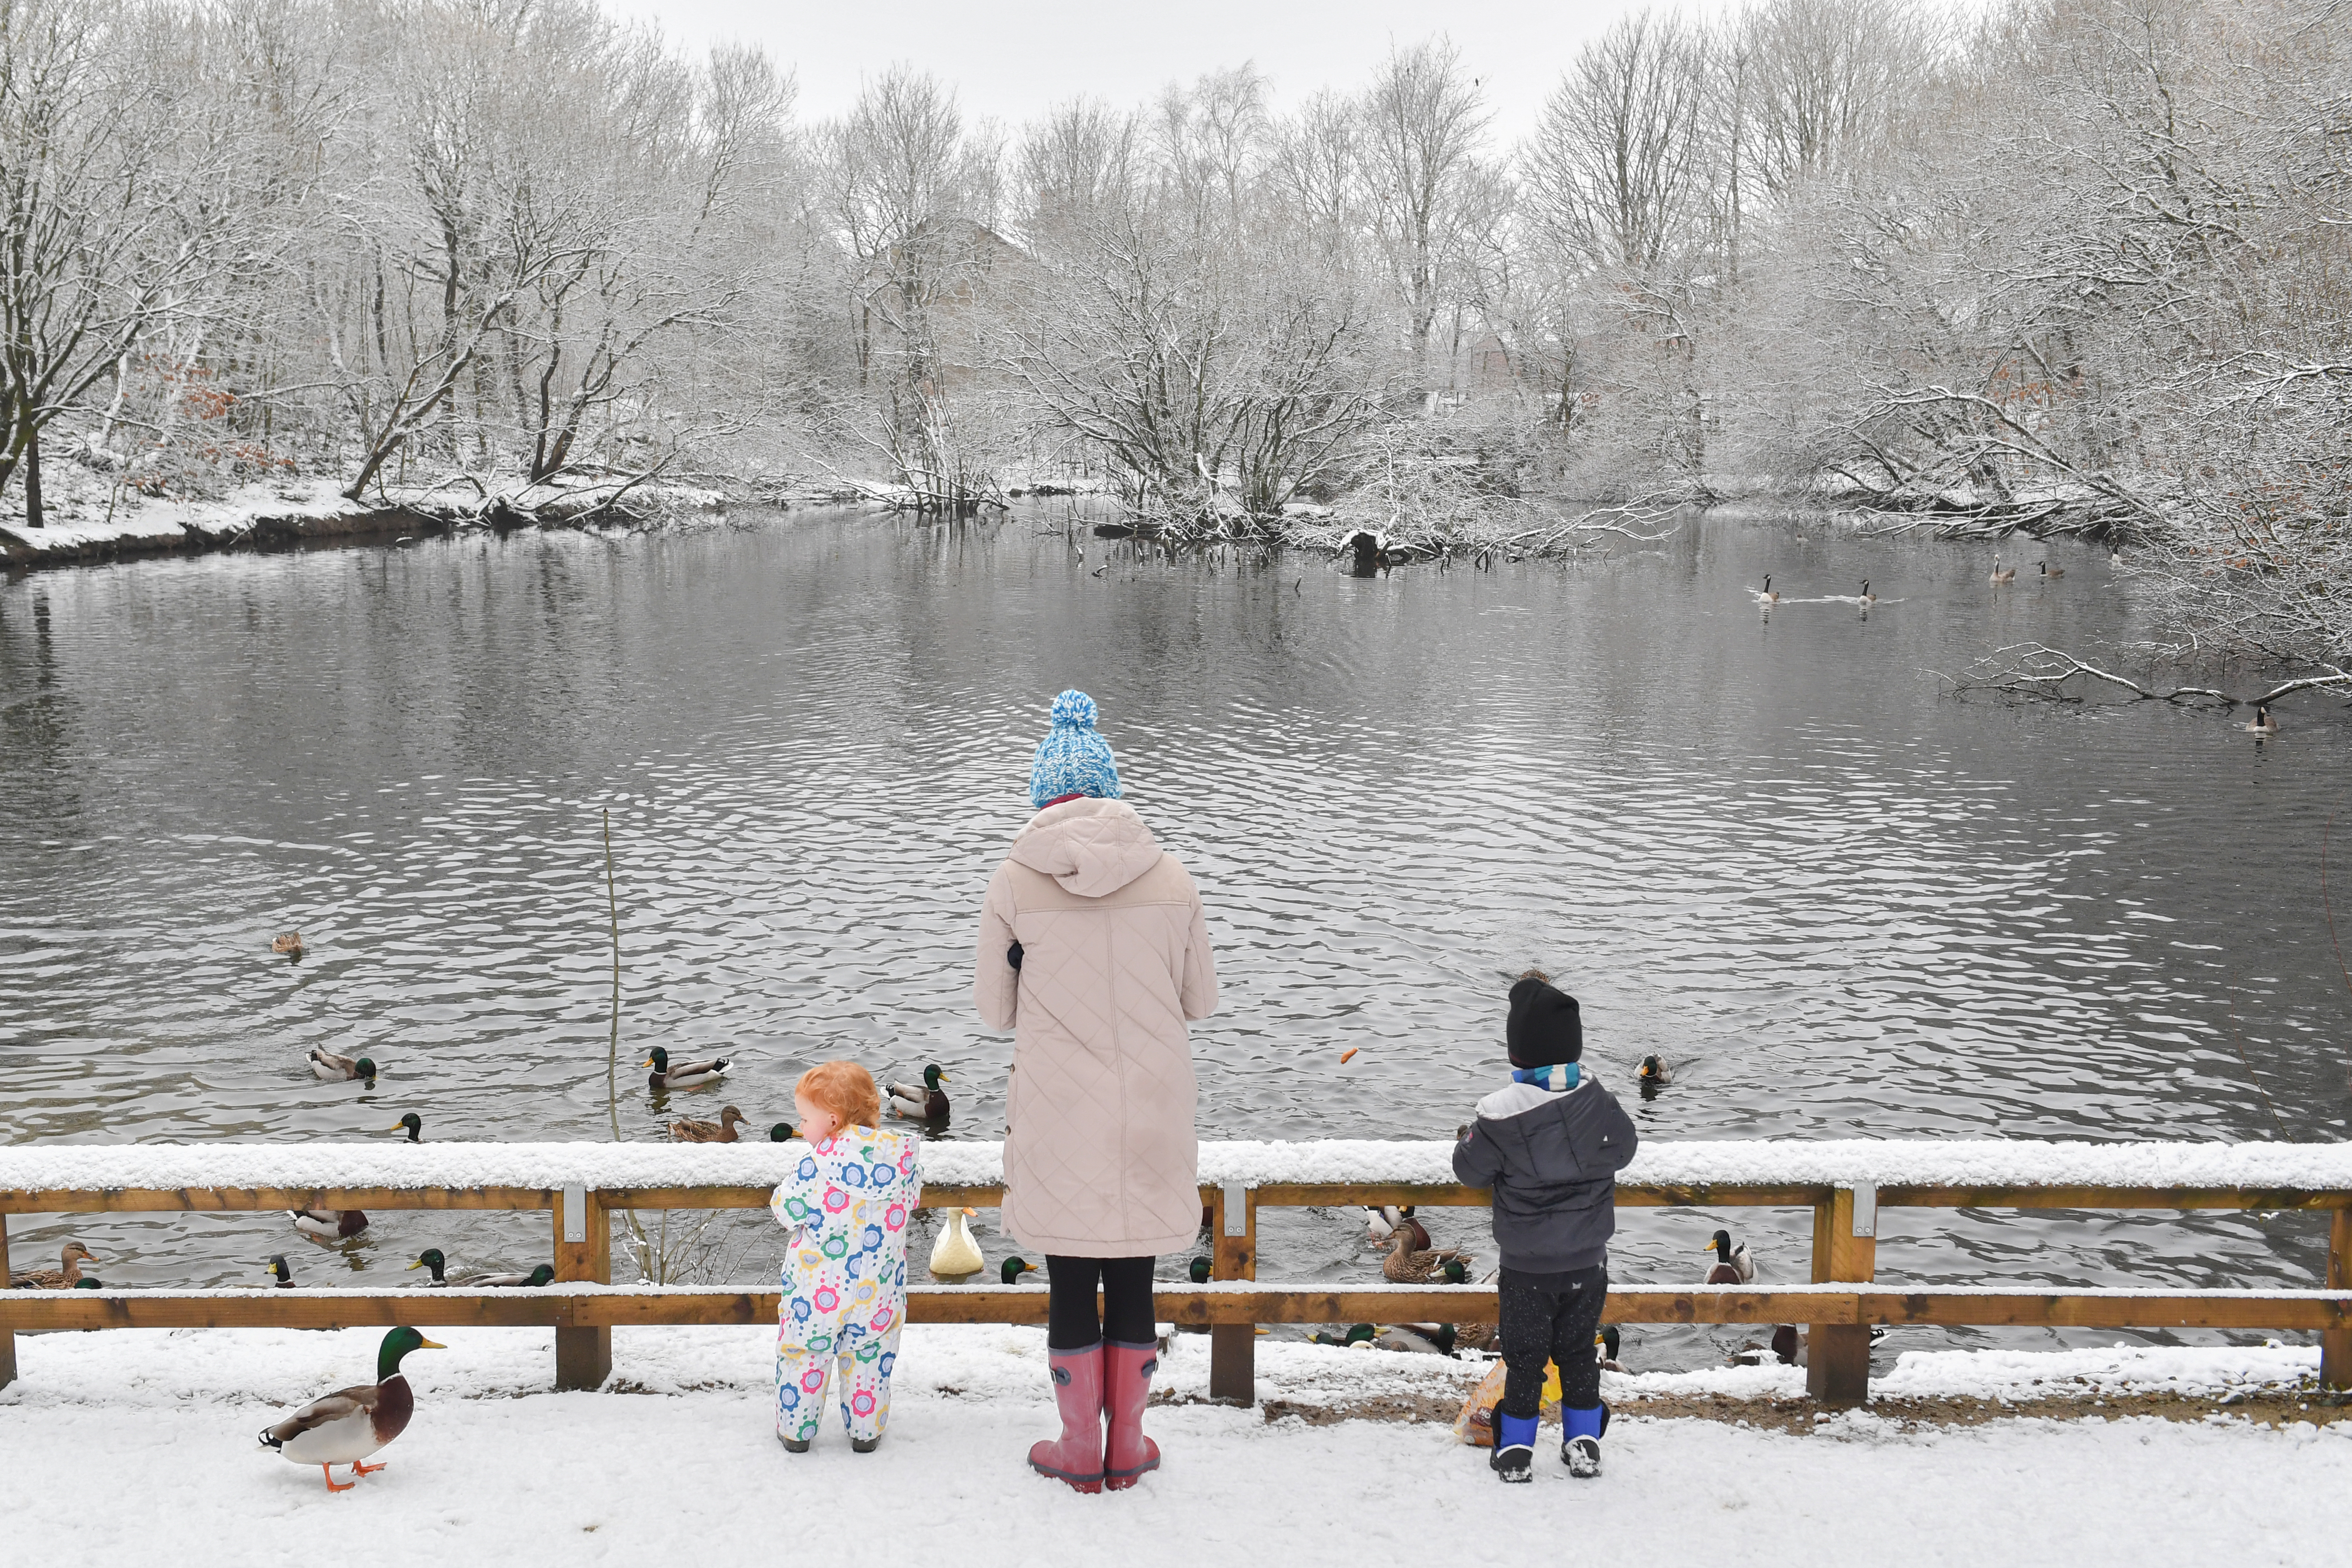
[3,508,2346,1369]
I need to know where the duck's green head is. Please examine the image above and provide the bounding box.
[1188,1255,1212,1284]
[1705,1228,1733,1258]
[924,1064,948,1089]
[379,1325,446,1379]
[769,1122,796,1142]
[643,1047,670,1070]
[1639,1056,1662,1078]
[1346,1323,1376,1346]
[407,1248,446,1278]
[1441,1257,1467,1284]
[73,1275,103,1288]
[1430,1324,1457,1354]
[355,1058,378,1080]
[1599,1324,1621,1360]
[389,1112,422,1141]
[264,1253,293,1284]
[1000,1256,1038,1284]
[523,1264,556,1288]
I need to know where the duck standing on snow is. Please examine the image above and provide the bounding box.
[259,1326,443,1491]
[930,1207,985,1280]
[887,1064,951,1121]
[1702,1228,1755,1284]
[643,1046,728,1090]
[290,1206,369,1243]
[308,1049,377,1083]
[670,1105,747,1142]
[11,1241,98,1288]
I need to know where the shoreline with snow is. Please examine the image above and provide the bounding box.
[2,1324,2343,1566]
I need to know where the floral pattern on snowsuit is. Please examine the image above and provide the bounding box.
[770,1125,921,1445]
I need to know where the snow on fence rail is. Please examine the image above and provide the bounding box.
[5,1138,2352,1194]
[2,1139,2348,1407]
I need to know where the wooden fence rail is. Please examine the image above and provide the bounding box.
[4,1166,2348,1407]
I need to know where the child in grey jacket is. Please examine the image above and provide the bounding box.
[1452,971,1638,1483]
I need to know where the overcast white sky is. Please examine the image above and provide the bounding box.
[597,0,1727,146]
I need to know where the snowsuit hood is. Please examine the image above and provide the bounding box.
[1006,797,1165,899]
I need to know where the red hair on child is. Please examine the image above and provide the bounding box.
[795,1060,881,1132]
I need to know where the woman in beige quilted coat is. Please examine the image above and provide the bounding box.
[973,689,1217,1494]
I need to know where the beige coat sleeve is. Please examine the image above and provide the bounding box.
[1179,881,1218,1022]
[973,864,1019,1031]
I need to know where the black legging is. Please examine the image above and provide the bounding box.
[1045,1255,1156,1349]
[1497,1263,1608,1417]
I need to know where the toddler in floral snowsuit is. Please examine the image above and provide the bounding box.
[769,1061,922,1452]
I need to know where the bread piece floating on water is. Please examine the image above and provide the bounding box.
[272,932,305,958]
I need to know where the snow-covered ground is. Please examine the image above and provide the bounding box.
[3,1323,2342,1567]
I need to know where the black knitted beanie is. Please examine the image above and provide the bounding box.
[1506,975,1583,1067]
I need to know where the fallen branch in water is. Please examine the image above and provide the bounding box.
[1945,642,2352,707]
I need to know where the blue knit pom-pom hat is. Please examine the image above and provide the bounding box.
[1028,689,1123,809]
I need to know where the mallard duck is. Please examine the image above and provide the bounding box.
[1857,580,1876,606]
[272,932,305,958]
[1310,1324,1376,1347]
[1364,1205,1399,1244]
[930,1207,985,1279]
[643,1046,727,1090]
[11,1241,98,1289]
[768,1122,796,1142]
[887,1065,951,1121]
[999,1255,1039,1284]
[1991,556,2016,584]
[2038,560,2064,580]
[290,1206,368,1243]
[265,1254,296,1288]
[1751,574,1780,605]
[2245,703,2280,734]
[1382,1228,1467,1284]
[259,1326,444,1491]
[387,1113,422,1143]
[1637,1055,1673,1088]
[1598,1325,1626,1373]
[1702,1228,1754,1284]
[1375,1323,1456,1355]
[669,1105,747,1143]
[309,1049,377,1083]
[1188,1255,1212,1284]
[405,1249,549,1288]
[1397,1206,1433,1251]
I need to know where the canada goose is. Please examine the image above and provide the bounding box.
[642,1047,727,1090]
[1991,556,2016,584]
[1752,575,1780,605]
[2245,704,2280,734]
[11,1241,98,1289]
[1702,1228,1755,1284]
[258,1327,444,1492]
[2039,560,2064,579]
[1858,580,1876,606]
[669,1105,747,1143]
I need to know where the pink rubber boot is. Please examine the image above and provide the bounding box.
[1028,1343,1105,1493]
[1103,1340,1162,1489]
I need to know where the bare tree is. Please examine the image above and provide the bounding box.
[1358,38,1492,402]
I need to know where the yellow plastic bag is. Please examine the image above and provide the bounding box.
[1453,1358,1561,1446]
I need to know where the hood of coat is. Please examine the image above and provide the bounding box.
[1009,797,1164,897]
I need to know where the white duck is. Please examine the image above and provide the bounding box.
[929,1207,985,1280]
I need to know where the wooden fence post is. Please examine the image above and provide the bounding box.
[2325,1207,2352,1392]
[553,1185,611,1390]
[1208,1182,1256,1406]
[1808,1184,1877,1407]
[0,1212,16,1391]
